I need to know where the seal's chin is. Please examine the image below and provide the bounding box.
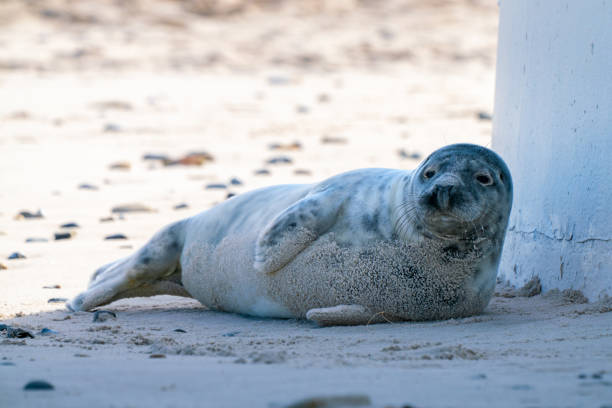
[418,207,490,242]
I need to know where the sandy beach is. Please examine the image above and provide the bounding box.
[1,1,611,407]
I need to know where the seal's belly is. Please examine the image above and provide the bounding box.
[181,231,496,321]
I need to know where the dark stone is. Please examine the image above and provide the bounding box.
[143,153,170,162]
[26,237,48,243]
[476,111,493,121]
[54,232,74,240]
[78,183,99,191]
[229,177,243,185]
[24,380,54,390]
[205,183,227,190]
[173,203,189,210]
[48,298,68,303]
[173,329,186,333]
[60,222,80,229]
[16,210,44,219]
[226,193,236,199]
[266,156,292,165]
[104,234,128,240]
[254,169,270,175]
[39,328,58,335]
[8,252,26,260]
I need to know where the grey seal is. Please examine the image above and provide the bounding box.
[68,144,512,325]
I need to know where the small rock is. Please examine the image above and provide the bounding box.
[93,310,116,322]
[54,231,75,241]
[296,105,310,114]
[222,331,240,337]
[268,142,302,151]
[6,327,34,339]
[205,183,227,190]
[119,245,133,249]
[108,161,131,171]
[25,237,48,243]
[173,203,189,210]
[233,358,247,364]
[266,156,293,165]
[142,153,171,162]
[173,329,186,333]
[0,263,7,270]
[397,149,422,160]
[15,210,44,220]
[103,123,121,132]
[74,353,90,358]
[24,380,54,391]
[476,111,493,121]
[60,222,80,229]
[226,193,236,199]
[43,285,61,289]
[294,169,312,176]
[48,298,68,303]
[254,169,270,176]
[0,361,15,366]
[99,216,114,222]
[518,276,542,297]
[39,328,58,335]
[150,354,166,359]
[166,151,214,166]
[105,234,127,240]
[8,252,26,260]
[111,203,154,214]
[321,136,347,144]
[284,394,371,408]
[317,93,330,103]
[229,177,243,186]
[267,76,291,86]
[78,183,99,191]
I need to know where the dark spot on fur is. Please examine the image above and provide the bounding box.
[141,256,151,265]
[170,241,179,250]
[361,211,380,232]
[298,214,306,221]
[288,222,297,228]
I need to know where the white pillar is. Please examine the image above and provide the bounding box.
[492,0,612,300]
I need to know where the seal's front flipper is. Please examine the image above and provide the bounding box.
[306,305,388,326]
[254,192,341,274]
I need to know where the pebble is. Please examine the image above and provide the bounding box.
[8,252,26,260]
[60,222,80,229]
[268,142,302,151]
[48,298,68,303]
[321,136,347,144]
[296,105,310,114]
[167,151,214,166]
[74,353,90,358]
[266,156,293,165]
[54,231,75,240]
[222,331,240,337]
[142,153,171,162]
[93,310,116,322]
[229,177,243,186]
[43,284,61,289]
[226,193,236,199]
[0,263,7,270]
[25,237,48,243]
[15,210,44,220]
[254,169,270,175]
[0,361,15,366]
[105,234,128,240]
[23,380,54,391]
[99,216,114,222]
[108,161,131,171]
[6,327,34,339]
[397,149,422,160]
[205,183,227,190]
[476,111,493,121]
[173,329,186,333]
[103,123,121,132]
[294,169,312,176]
[39,328,58,335]
[150,354,166,359]
[317,93,330,103]
[284,394,371,408]
[78,183,99,191]
[173,203,189,210]
[111,203,154,214]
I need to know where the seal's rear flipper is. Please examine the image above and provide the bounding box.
[254,191,342,274]
[67,220,191,312]
[306,305,389,326]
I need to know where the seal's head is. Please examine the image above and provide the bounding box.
[406,144,513,243]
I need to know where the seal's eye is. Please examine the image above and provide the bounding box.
[475,173,493,186]
[423,169,436,179]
